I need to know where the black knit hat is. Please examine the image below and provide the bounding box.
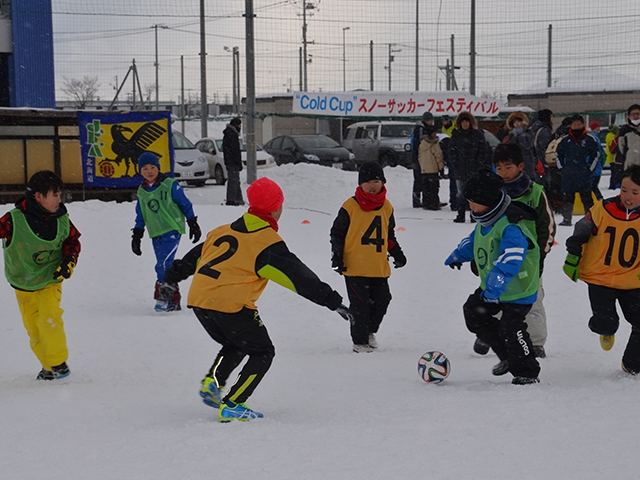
[537,109,553,124]
[422,111,434,122]
[424,124,437,137]
[492,142,524,166]
[358,161,386,184]
[463,169,505,208]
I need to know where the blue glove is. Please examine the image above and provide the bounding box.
[481,290,500,304]
[484,269,506,298]
[445,253,462,270]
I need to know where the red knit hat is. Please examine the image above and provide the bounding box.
[589,121,600,131]
[246,178,284,213]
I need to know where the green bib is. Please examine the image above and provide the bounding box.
[473,216,540,302]
[3,209,70,291]
[511,183,543,241]
[138,178,186,238]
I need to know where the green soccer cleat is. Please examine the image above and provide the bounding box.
[199,376,222,408]
[218,401,263,423]
[600,335,615,351]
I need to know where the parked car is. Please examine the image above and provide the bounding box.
[172,131,209,187]
[342,121,415,168]
[263,134,356,170]
[195,138,276,186]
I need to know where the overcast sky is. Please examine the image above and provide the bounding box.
[51,0,640,105]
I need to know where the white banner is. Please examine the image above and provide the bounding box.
[291,91,503,118]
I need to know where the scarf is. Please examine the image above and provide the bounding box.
[354,185,387,212]
[471,192,512,226]
[247,207,279,232]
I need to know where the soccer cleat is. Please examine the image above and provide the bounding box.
[166,302,182,312]
[218,401,263,423]
[353,344,374,353]
[473,338,490,355]
[533,346,547,358]
[600,335,615,351]
[621,361,639,375]
[155,299,169,312]
[512,376,540,385]
[199,376,222,408]
[368,334,378,349]
[36,362,70,381]
[492,359,509,376]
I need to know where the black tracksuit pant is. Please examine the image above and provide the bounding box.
[587,284,640,372]
[345,276,391,345]
[193,306,275,404]
[464,288,540,379]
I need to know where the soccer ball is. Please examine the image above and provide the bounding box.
[417,351,450,383]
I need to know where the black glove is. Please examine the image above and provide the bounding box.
[335,304,353,323]
[389,246,407,269]
[470,259,479,276]
[164,259,192,284]
[53,255,77,280]
[331,255,347,275]
[131,228,144,256]
[187,217,202,243]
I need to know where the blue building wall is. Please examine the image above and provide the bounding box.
[9,0,55,108]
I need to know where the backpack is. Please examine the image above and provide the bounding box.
[544,136,561,167]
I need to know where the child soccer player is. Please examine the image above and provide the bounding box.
[472,143,556,358]
[131,152,202,312]
[563,165,640,375]
[330,161,407,352]
[164,177,351,422]
[445,169,541,384]
[1,171,81,380]
[418,124,445,210]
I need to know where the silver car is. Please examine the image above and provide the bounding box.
[172,131,209,187]
[342,121,415,168]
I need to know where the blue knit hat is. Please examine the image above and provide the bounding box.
[138,152,160,170]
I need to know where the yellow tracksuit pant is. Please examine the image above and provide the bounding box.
[15,282,68,370]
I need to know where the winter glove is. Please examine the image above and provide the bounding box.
[53,255,76,280]
[480,290,500,304]
[187,217,202,243]
[131,228,144,256]
[445,252,462,270]
[484,269,506,299]
[563,254,580,282]
[389,246,407,269]
[470,259,479,276]
[335,304,353,323]
[512,126,523,136]
[331,255,347,275]
[164,259,191,284]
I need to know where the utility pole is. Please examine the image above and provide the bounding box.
[299,47,303,91]
[369,40,374,91]
[199,0,208,138]
[180,55,185,134]
[151,24,168,111]
[387,44,401,91]
[415,0,419,91]
[302,0,308,91]
[469,0,476,95]
[450,34,458,90]
[245,0,257,184]
[547,24,553,88]
[342,27,350,91]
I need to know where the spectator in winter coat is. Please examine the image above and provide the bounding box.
[531,109,554,186]
[445,169,541,384]
[504,112,537,182]
[448,111,492,223]
[222,117,245,206]
[418,125,445,210]
[411,111,435,207]
[617,104,640,170]
[555,115,601,226]
[563,165,640,376]
[606,124,621,190]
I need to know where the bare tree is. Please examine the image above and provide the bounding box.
[61,76,100,109]
[143,83,156,104]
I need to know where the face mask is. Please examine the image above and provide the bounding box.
[631,119,640,126]
[571,128,583,137]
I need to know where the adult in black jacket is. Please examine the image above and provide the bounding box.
[530,109,554,187]
[222,117,245,206]
[448,111,492,223]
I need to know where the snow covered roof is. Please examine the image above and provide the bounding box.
[514,68,640,94]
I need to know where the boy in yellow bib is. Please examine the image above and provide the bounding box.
[330,162,407,353]
[564,165,640,375]
[1,171,81,380]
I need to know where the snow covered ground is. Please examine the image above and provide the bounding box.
[1,164,638,480]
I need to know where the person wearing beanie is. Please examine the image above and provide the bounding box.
[445,168,541,384]
[331,161,407,353]
[555,115,601,226]
[131,151,202,312]
[606,124,621,189]
[531,109,555,187]
[0,170,81,380]
[411,111,436,207]
[163,177,352,422]
[222,117,245,206]
[417,124,445,210]
[477,143,556,359]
